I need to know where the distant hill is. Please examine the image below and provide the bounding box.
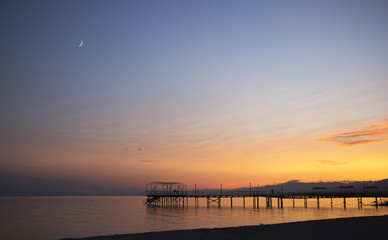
[232,179,388,194]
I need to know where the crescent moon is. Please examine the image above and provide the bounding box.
[78,40,83,47]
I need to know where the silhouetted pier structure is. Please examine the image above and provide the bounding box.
[145,182,388,208]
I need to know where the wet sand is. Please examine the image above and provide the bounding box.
[63,215,388,240]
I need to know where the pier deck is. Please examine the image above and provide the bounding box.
[145,182,388,208]
[146,190,388,208]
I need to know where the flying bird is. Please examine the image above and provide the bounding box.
[78,39,84,47]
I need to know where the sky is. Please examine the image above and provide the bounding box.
[1,0,388,195]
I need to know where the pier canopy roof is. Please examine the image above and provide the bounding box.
[148,181,184,185]
[146,182,187,195]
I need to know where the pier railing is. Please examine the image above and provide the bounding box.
[283,191,388,198]
[146,189,388,198]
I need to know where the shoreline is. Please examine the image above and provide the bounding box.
[63,215,388,240]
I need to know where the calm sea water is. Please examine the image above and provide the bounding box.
[1,196,387,240]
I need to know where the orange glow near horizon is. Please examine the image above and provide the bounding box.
[1,116,387,194]
[2,119,387,192]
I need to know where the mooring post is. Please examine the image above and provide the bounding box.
[231,197,233,208]
[277,197,280,208]
[281,198,283,208]
[343,197,346,208]
[304,197,307,208]
[257,196,259,208]
[253,196,256,209]
[292,198,295,207]
[195,184,197,207]
[243,196,245,208]
[218,197,221,208]
[317,196,320,208]
[331,197,333,208]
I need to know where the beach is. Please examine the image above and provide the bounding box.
[63,215,388,240]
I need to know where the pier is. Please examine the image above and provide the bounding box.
[145,182,388,208]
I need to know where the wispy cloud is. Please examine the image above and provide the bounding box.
[318,120,388,147]
[138,160,158,163]
[124,147,144,152]
[337,139,388,146]
[370,122,388,128]
[315,160,347,165]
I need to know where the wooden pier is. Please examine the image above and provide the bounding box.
[145,182,388,208]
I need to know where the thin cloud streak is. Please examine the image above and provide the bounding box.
[370,122,388,128]
[318,120,388,147]
[315,160,348,165]
[137,160,159,163]
[338,139,388,146]
[318,129,388,142]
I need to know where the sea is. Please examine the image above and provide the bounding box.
[1,196,387,240]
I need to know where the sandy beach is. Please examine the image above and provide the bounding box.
[63,215,388,240]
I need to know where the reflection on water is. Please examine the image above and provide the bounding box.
[0,196,387,240]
